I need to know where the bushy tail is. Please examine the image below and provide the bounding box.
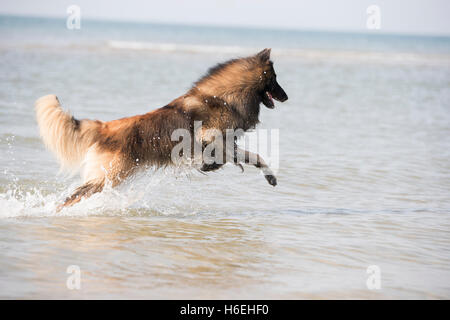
[35,94,101,172]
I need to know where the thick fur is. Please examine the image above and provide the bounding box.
[35,95,100,171]
[35,49,288,210]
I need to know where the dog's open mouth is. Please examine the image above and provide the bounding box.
[261,82,288,109]
[262,91,275,109]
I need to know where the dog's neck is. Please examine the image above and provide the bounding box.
[186,58,264,129]
[192,82,261,129]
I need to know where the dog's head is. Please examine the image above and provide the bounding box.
[256,48,288,109]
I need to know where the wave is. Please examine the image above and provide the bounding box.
[2,39,448,66]
[108,41,251,54]
[107,41,450,66]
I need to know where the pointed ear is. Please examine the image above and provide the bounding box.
[257,48,271,62]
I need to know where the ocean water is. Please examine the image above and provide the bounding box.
[0,15,450,299]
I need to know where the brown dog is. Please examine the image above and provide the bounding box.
[35,48,288,209]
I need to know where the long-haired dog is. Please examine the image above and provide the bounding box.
[35,48,288,210]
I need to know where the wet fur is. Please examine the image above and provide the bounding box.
[35,49,288,210]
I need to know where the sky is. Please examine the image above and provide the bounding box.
[1,0,449,36]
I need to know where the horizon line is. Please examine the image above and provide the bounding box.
[1,13,450,39]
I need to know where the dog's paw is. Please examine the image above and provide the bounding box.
[265,174,277,186]
[200,162,223,172]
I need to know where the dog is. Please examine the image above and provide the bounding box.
[35,48,288,210]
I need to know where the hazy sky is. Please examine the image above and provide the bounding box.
[1,0,449,35]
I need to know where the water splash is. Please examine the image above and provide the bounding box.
[0,166,209,218]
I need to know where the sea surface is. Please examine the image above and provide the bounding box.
[0,15,449,299]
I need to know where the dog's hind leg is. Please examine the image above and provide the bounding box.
[56,147,135,211]
[57,179,105,211]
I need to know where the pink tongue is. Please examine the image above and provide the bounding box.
[267,92,273,101]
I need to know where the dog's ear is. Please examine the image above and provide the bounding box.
[257,48,271,62]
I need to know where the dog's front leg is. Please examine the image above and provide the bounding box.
[199,140,225,172]
[199,134,243,172]
[235,147,277,186]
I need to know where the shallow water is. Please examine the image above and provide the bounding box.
[0,16,450,299]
